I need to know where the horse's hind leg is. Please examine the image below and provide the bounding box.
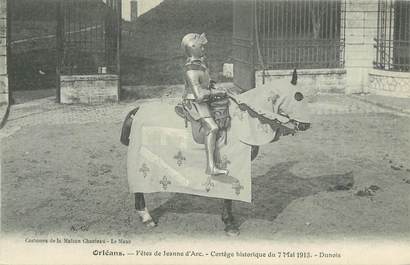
[222,199,239,236]
[134,193,156,228]
[134,193,146,210]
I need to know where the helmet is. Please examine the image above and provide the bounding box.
[181,33,208,58]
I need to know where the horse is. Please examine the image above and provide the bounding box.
[122,77,311,236]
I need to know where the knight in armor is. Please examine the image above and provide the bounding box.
[180,33,228,176]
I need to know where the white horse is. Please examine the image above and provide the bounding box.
[122,77,311,236]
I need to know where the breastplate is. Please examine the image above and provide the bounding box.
[183,61,210,98]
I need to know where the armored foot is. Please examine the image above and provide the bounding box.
[206,166,229,176]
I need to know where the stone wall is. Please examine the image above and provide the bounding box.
[344,0,378,94]
[0,0,7,106]
[60,75,119,104]
[255,69,346,97]
[368,70,410,98]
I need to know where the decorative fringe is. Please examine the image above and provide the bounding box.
[229,96,296,136]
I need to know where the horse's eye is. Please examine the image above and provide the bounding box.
[294,92,304,101]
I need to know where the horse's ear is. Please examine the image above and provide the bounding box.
[291,69,297,85]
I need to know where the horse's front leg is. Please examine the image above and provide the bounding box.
[222,199,240,236]
[219,146,258,236]
[134,193,156,227]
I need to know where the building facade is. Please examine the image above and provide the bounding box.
[0,0,8,106]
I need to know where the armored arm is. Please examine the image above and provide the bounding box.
[186,70,211,103]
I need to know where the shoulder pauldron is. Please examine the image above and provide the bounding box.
[184,61,207,72]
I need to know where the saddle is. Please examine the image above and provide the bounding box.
[209,96,231,130]
[175,94,231,131]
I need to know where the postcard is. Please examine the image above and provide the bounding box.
[1,0,409,264]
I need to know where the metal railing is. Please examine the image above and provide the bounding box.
[374,0,410,72]
[255,0,345,70]
[57,0,121,75]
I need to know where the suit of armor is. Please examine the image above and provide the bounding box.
[181,33,228,176]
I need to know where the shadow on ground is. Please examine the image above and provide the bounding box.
[150,161,354,227]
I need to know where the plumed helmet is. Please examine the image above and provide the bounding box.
[181,33,208,58]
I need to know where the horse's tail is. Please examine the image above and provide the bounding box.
[120,106,140,146]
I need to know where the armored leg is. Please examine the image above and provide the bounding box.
[214,130,227,168]
[202,118,228,175]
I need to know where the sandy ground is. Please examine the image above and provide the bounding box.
[1,106,410,241]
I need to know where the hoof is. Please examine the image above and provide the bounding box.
[222,215,239,236]
[142,218,157,228]
[137,208,157,228]
[224,224,240,236]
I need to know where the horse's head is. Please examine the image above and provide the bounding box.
[269,79,311,132]
[232,77,311,133]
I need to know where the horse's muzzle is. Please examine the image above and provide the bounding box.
[296,121,311,131]
[290,120,311,132]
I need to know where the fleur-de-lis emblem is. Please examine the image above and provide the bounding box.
[139,163,150,178]
[219,155,231,170]
[202,177,215,192]
[160,176,171,190]
[173,150,186,167]
[232,181,244,195]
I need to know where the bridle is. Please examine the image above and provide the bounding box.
[279,110,310,132]
[289,119,310,132]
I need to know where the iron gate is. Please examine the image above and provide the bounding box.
[57,0,121,76]
[232,0,346,90]
[374,0,410,71]
[232,0,255,90]
[8,0,59,95]
[255,0,345,70]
